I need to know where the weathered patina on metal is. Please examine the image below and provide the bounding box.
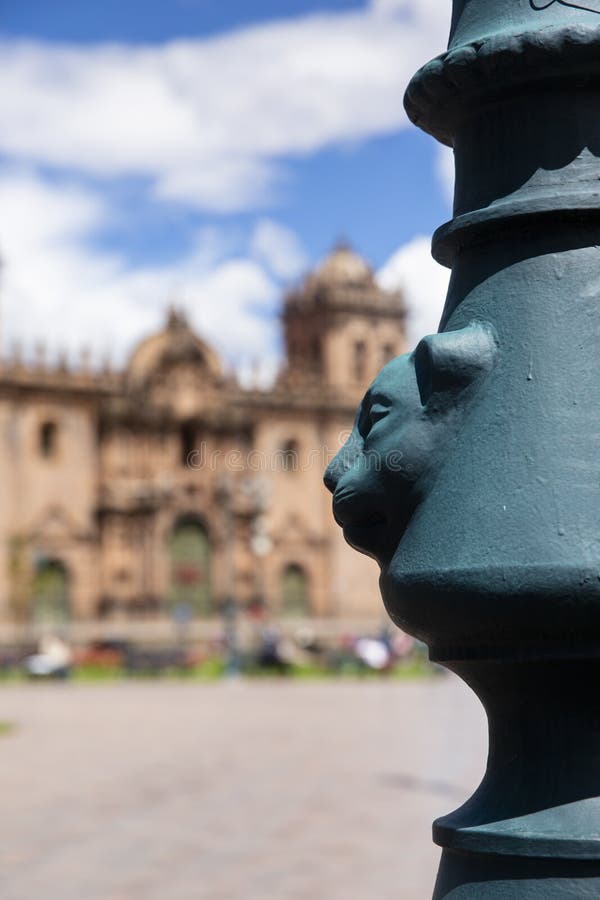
[325,1,600,896]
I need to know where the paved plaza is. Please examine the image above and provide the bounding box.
[0,676,485,900]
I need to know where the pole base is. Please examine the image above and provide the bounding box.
[433,849,600,899]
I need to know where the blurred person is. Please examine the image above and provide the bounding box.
[257,623,289,674]
[354,636,391,672]
[24,633,72,679]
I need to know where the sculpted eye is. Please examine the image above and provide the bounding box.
[357,395,391,438]
[369,403,390,425]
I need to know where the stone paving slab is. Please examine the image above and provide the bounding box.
[0,676,485,900]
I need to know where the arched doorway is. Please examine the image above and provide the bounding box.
[281,564,310,617]
[168,517,212,616]
[31,559,70,625]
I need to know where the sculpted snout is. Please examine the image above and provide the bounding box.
[324,431,362,496]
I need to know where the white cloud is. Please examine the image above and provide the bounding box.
[370,0,450,30]
[0,171,280,375]
[436,144,455,204]
[0,3,454,377]
[250,219,308,281]
[377,235,450,346]
[155,157,281,213]
[0,1,449,212]
[0,173,452,387]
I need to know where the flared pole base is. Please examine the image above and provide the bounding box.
[433,849,600,899]
[426,654,600,898]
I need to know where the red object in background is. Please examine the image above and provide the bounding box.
[246,599,266,620]
[174,565,204,585]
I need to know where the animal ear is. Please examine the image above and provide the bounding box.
[414,321,497,405]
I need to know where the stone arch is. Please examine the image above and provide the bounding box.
[31,558,70,625]
[168,515,212,617]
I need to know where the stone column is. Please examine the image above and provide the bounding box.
[325,1,600,896]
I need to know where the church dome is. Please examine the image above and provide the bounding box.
[126,307,222,387]
[314,242,374,287]
[283,241,404,317]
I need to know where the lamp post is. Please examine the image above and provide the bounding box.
[326,2,600,896]
[217,474,240,677]
[245,476,272,609]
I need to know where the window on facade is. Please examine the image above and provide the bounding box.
[353,341,367,382]
[114,568,130,584]
[180,422,196,467]
[97,596,116,619]
[382,343,396,365]
[281,564,310,617]
[279,439,299,472]
[39,421,58,458]
[311,338,321,368]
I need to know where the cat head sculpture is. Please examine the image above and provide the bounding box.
[324,321,498,567]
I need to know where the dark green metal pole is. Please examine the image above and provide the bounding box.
[325,1,600,895]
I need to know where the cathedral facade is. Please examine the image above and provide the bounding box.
[0,245,406,628]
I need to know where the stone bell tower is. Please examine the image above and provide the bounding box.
[282,242,406,400]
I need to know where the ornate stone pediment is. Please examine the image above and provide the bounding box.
[124,307,224,417]
[29,505,88,544]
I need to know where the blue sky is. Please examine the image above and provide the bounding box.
[1,0,371,42]
[0,0,452,379]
